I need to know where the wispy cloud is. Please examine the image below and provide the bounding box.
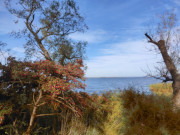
[69,29,113,43]
[85,39,161,77]
[13,47,25,53]
[102,40,149,55]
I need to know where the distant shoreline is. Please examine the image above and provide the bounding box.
[85,76,150,78]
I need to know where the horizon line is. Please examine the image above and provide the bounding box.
[85,76,148,78]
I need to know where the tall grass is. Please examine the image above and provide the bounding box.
[103,92,125,135]
[121,89,180,135]
[62,88,180,135]
[149,83,173,97]
[2,86,179,134]
[64,91,126,135]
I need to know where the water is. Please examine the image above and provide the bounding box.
[77,77,162,94]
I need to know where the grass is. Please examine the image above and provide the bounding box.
[121,89,180,135]
[66,91,126,135]
[103,92,125,135]
[68,88,180,135]
[149,83,173,97]
[2,86,180,134]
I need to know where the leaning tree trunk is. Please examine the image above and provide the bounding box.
[145,33,180,108]
[23,90,43,135]
[172,75,180,108]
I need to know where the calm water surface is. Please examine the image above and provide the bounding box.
[77,77,162,94]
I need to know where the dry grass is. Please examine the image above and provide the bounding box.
[103,92,125,135]
[67,91,126,135]
[68,88,180,135]
[69,88,180,135]
[121,89,180,135]
[32,87,179,135]
[149,83,173,97]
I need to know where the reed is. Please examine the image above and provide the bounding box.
[149,83,173,97]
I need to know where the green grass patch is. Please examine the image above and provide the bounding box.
[103,91,125,135]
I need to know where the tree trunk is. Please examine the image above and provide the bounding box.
[23,90,43,135]
[172,75,180,108]
[23,106,37,135]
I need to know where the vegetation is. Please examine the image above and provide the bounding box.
[1,0,88,134]
[0,0,180,134]
[149,83,173,97]
[5,0,87,64]
[103,91,125,135]
[0,57,90,135]
[1,71,180,135]
[122,89,180,135]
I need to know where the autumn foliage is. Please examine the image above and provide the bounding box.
[0,103,12,125]
[0,57,96,135]
[13,59,84,89]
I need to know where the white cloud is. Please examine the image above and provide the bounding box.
[102,40,149,55]
[13,47,25,53]
[85,40,161,77]
[69,29,111,43]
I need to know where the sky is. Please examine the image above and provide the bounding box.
[0,0,180,77]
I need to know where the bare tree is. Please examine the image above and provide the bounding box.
[145,11,180,108]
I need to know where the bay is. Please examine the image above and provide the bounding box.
[76,77,162,94]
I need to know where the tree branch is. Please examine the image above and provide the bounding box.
[145,33,159,45]
[36,113,63,117]
[37,102,47,107]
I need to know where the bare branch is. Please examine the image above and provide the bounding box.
[30,14,35,27]
[33,92,36,104]
[37,102,47,107]
[145,33,159,45]
[36,113,63,117]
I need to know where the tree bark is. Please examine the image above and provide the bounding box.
[13,118,19,135]
[172,75,180,108]
[156,40,178,78]
[23,90,43,135]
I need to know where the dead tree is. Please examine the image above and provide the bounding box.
[145,11,180,108]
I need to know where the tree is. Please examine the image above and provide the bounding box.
[145,11,180,108]
[1,0,89,134]
[0,57,90,135]
[5,0,87,64]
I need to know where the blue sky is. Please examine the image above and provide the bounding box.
[0,0,180,77]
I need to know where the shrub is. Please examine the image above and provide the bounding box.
[121,89,180,135]
[64,92,111,135]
